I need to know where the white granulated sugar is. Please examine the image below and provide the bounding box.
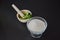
[27,19,46,34]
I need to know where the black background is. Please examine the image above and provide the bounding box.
[0,0,60,40]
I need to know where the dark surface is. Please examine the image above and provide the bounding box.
[0,0,60,40]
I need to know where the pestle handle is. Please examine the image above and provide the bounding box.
[12,4,24,17]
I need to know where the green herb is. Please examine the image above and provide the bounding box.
[18,13,32,20]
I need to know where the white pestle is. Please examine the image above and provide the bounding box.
[12,4,24,17]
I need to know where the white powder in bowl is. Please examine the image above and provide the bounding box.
[27,19,46,34]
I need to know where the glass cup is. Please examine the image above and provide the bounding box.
[26,17,47,38]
